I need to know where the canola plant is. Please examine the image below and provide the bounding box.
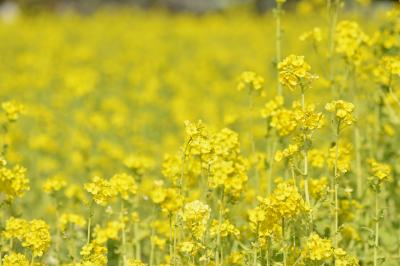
[0,0,400,265]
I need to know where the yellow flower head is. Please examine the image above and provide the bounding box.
[368,159,392,187]
[2,253,29,266]
[80,240,108,266]
[110,172,137,200]
[278,55,317,91]
[237,71,264,93]
[302,233,333,261]
[59,213,86,232]
[325,100,355,130]
[180,200,211,240]
[335,20,369,60]
[42,175,67,194]
[0,164,29,200]
[84,176,117,206]
[299,27,323,43]
[1,100,25,122]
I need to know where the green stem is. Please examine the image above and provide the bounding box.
[275,2,283,96]
[121,201,127,266]
[248,91,259,190]
[301,88,310,206]
[149,227,155,266]
[333,124,340,249]
[215,190,225,266]
[55,201,61,266]
[86,200,94,245]
[282,218,287,266]
[327,0,340,97]
[374,191,379,266]
[1,122,8,157]
[169,215,174,265]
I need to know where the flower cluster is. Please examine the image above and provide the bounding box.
[80,240,108,265]
[302,233,333,262]
[151,184,184,214]
[180,200,211,240]
[59,213,87,232]
[42,175,67,194]
[2,253,30,266]
[325,100,356,130]
[368,159,392,189]
[249,181,309,246]
[237,71,265,93]
[0,162,29,201]
[1,100,25,122]
[335,20,369,61]
[3,217,51,257]
[278,55,318,91]
[84,176,118,206]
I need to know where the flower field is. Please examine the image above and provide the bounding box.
[0,1,399,265]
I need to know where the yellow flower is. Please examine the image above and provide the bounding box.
[59,213,86,232]
[308,149,325,168]
[151,235,166,250]
[368,159,392,187]
[302,233,333,261]
[210,219,240,239]
[2,217,29,240]
[80,240,108,266]
[127,259,147,266]
[325,100,355,130]
[261,96,284,119]
[275,144,299,162]
[278,55,317,91]
[270,108,297,136]
[0,164,29,200]
[335,20,369,60]
[4,217,51,257]
[22,219,52,257]
[299,27,323,43]
[1,100,25,122]
[292,101,325,131]
[152,185,183,214]
[334,248,360,266]
[237,71,264,93]
[180,200,211,240]
[2,253,29,266]
[178,241,203,256]
[94,221,124,244]
[110,172,137,200]
[373,56,400,86]
[42,175,67,194]
[84,176,117,206]
[327,142,352,175]
[227,251,245,265]
[301,176,328,200]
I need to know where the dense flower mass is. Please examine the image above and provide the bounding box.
[237,71,265,93]
[0,2,398,265]
[3,217,51,257]
[0,163,29,200]
[278,55,318,90]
